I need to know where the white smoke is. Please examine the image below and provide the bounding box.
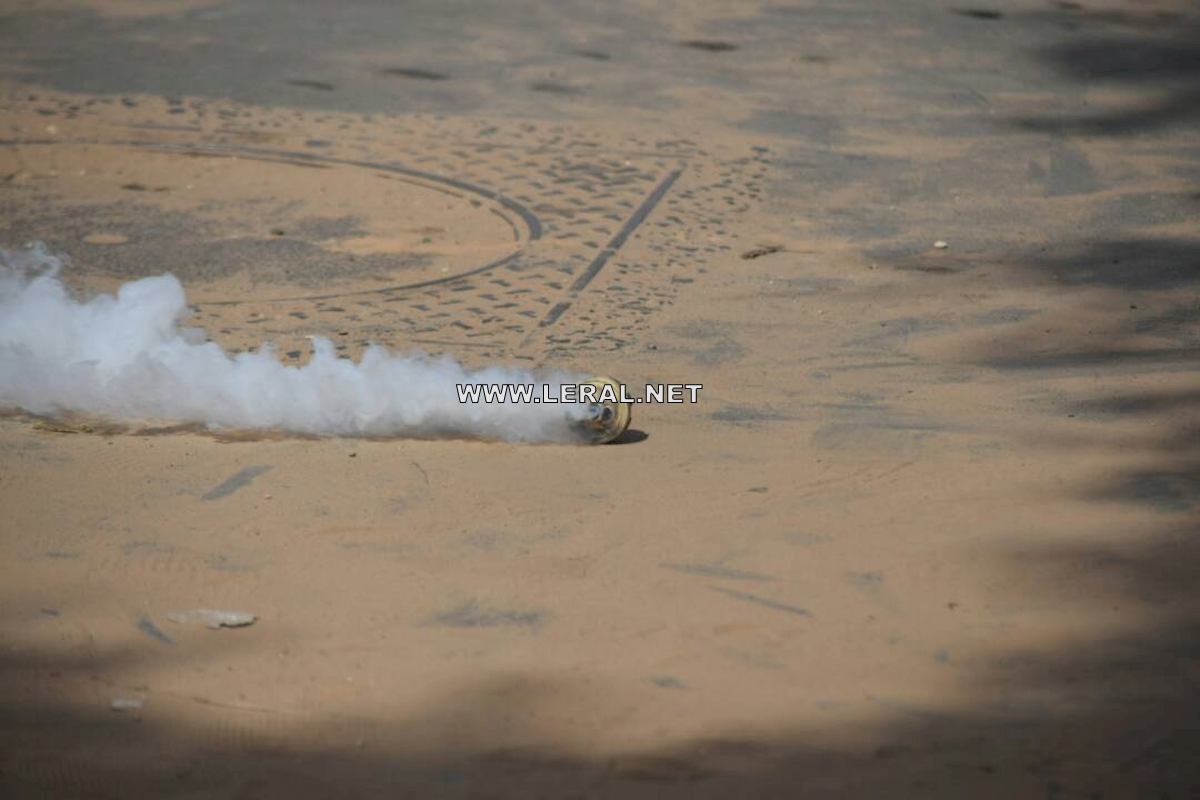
[0,242,592,443]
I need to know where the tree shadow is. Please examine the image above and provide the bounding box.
[3,603,1198,797]
[1011,8,1200,135]
[1,2,1198,797]
[4,462,1199,798]
[948,234,1199,374]
[1014,238,1200,292]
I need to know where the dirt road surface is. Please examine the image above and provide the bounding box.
[1,1,1198,797]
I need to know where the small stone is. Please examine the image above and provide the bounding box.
[740,244,783,260]
[166,609,257,629]
[933,240,949,250]
[111,697,144,712]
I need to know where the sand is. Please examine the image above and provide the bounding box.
[1,1,1198,796]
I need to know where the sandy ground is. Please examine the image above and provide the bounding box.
[1,0,1199,797]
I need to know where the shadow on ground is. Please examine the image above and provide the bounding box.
[2,521,1197,798]
[2,2,1198,797]
[965,6,1200,374]
[1012,6,1200,135]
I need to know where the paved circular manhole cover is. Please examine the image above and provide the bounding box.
[1,95,768,360]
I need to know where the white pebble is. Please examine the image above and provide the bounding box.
[167,609,257,629]
[111,697,144,712]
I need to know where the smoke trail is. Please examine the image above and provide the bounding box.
[0,242,591,443]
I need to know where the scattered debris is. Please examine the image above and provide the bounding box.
[166,609,257,629]
[200,465,272,501]
[378,67,450,81]
[425,599,543,628]
[679,39,739,53]
[137,615,175,645]
[111,697,144,713]
[740,244,784,260]
[710,586,810,617]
